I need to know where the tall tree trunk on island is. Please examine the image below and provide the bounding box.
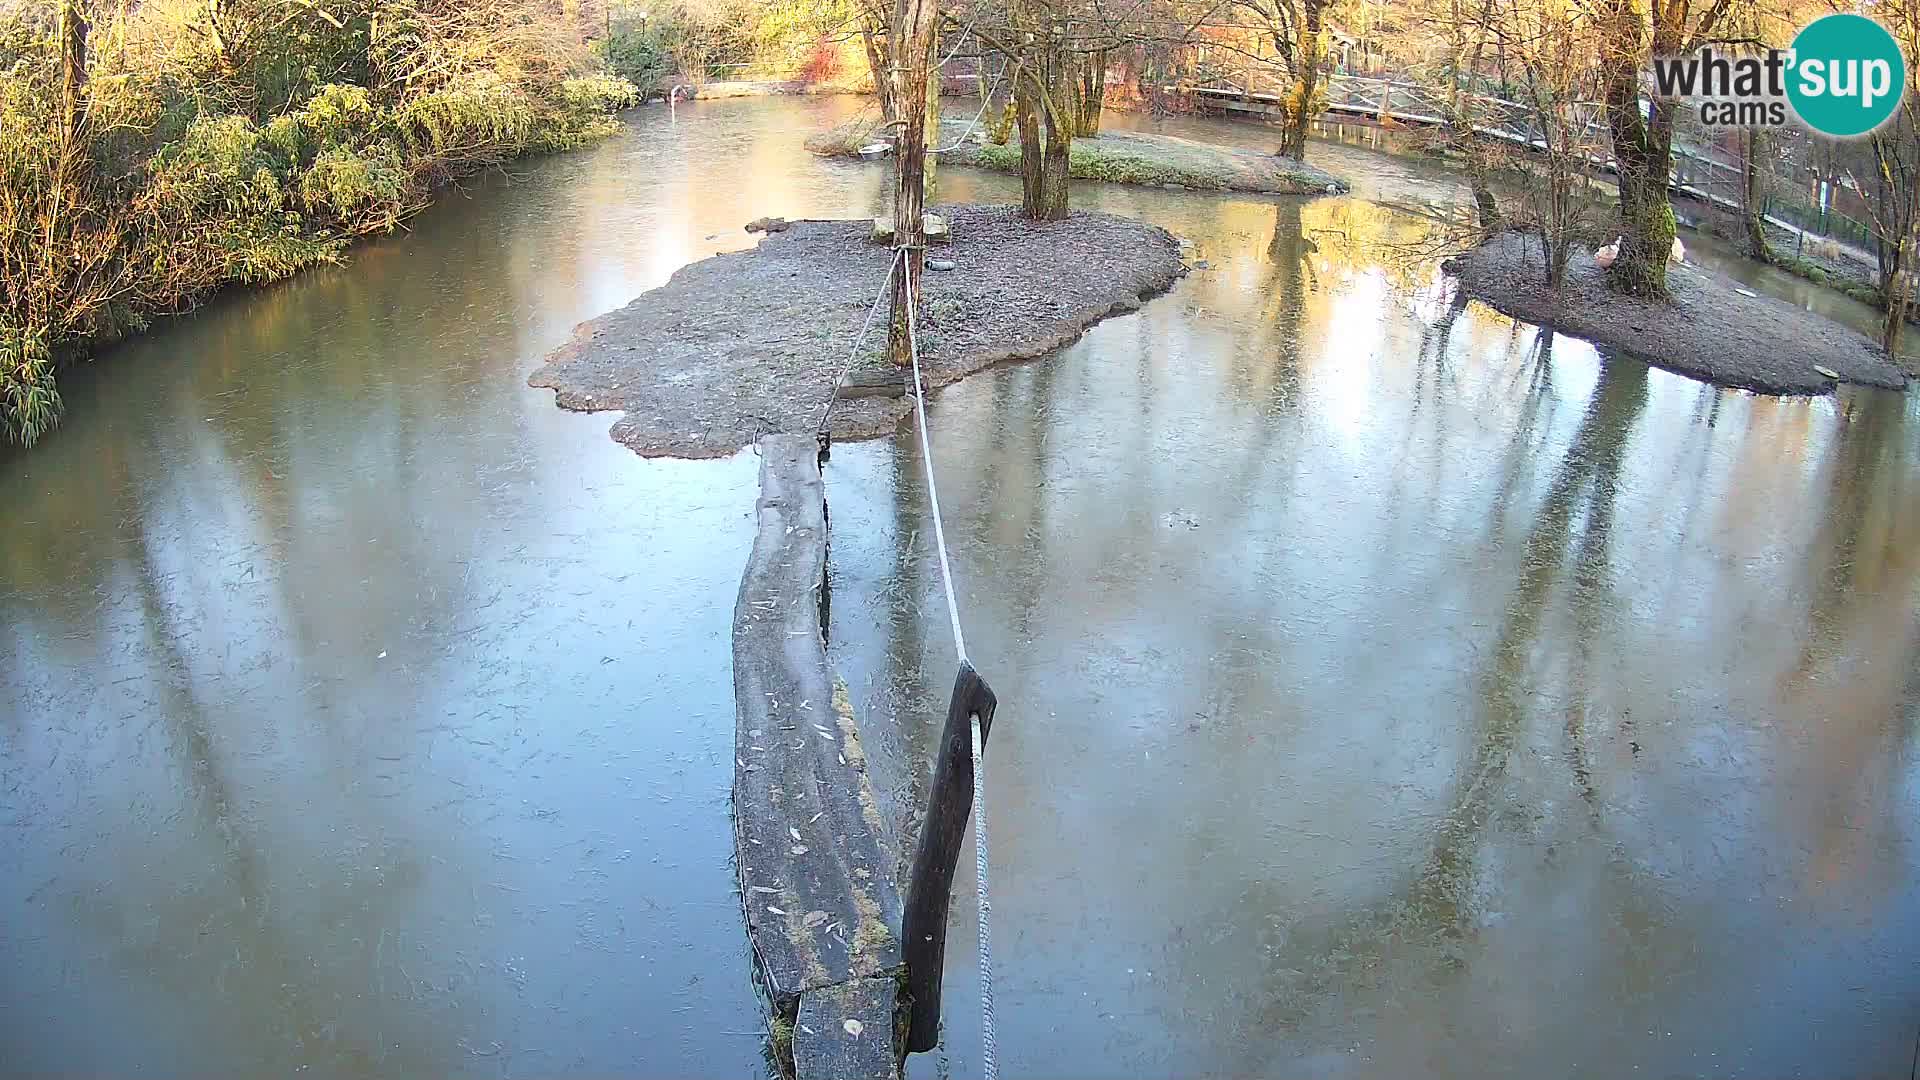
[1868,119,1918,356]
[1884,252,1911,358]
[1742,128,1770,261]
[924,28,940,202]
[1279,0,1325,161]
[1879,205,1914,357]
[1600,39,1676,297]
[886,0,936,367]
[1450,0,1500,232]
[1038,78,1071,219]
[1597,0,1734,298]
[1014,64,1046,218]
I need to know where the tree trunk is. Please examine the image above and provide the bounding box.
[1039,89,1070,219]
[862,19,897,127]
[885,0,936,367]
[1074,50,1106,137]
[1742,128,1769,262]
[1598,0,1719,298]
[978,56,1012,142]
[1014,65,1045,218]
[1884,233,1913,356]
[205,0,233,76]
[1452,0,1499,232]
[1279,0,1325,161]
[1869,127,1916,351]
[1468,166,1500,231]
[1601,58,1676,297]
[924,31,939,203]
[59,0,90,149]
[1544,229,1565,289]
[1026,43,1072,222]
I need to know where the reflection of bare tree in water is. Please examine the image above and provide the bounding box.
[1416,282,1471,373]
[1227,357,1651,1061]
[98,535,455,1075]
[1227,199,1317,416]
[1404,353,1646,929]
[1267,201,1315,330]
[1793,391,1917,668]
[979,355,1059,651]
[1400,282,1473,501]
[1203,201,1318,518]
[1776,390,1920,891]
[1559,348,1645,808]
[1483,331,1566,547]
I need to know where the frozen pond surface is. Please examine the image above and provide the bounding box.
[4,96,1916,1078]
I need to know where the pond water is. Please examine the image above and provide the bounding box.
[829,115,1920,1077]
[3,95,1916,1078]
[0,98,897,1077]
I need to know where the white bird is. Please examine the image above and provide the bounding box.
[1670,235,1686,263]
[1594,235,1623,269]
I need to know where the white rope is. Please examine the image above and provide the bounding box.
[931,61,1007,156]
[816,247,905,438]
[935,22,974,71]
[900,255,968,666]
[900,252,995,1080]
[970,711,996,1080]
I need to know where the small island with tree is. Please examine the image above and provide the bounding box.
[1426,0,1916,392]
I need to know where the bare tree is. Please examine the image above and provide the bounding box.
[964,0,1095,218]
[1849,0,1918,355]
[1740,127,1770,261]
[1593,0,1744,297]
[1496,0,1607,286]
[887,0,938,364]
[1432,0,1503,230]
[862,1,900,125]
[1228,0,1330,160]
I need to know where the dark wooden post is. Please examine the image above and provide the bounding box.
[885,0,936,367]
[901,661,997,1053]
[58,0,90,147]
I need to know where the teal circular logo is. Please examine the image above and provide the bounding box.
[1787,14,1906,137]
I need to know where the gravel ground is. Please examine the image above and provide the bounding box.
[810,116,1349,196]
[529,204,1186,457]
[1444,231,1908,394]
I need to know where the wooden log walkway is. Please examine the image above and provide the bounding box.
[732,434,904,1080]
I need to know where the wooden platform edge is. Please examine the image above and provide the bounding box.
[793,975,903,1080]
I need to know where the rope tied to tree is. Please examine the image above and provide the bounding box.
[900,251,997,1080]
[815,245,905,449]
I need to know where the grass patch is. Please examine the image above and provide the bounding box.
[971,139,1244,189]
[1772,253,1888,307]
[813,115,1347,195]
[768,1012,796,1079]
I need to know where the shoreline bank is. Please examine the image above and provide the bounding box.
[1444,231,1909,394]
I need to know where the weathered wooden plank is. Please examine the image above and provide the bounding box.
[901,662,997,1052]
[793,976,901,1080]
[733,434,905,1011]
[838,368,911,399]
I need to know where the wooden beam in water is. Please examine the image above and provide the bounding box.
[901,661,997,1053]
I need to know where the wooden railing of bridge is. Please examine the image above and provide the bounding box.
[1188,71,1609,156]
[1185,70,1871,263]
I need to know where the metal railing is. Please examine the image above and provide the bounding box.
[1187,71,1880,262]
